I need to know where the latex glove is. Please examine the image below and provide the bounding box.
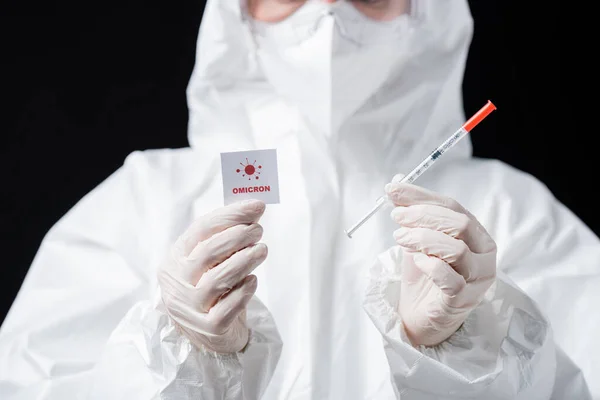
[158,199,268,353]
[385,176,497,347]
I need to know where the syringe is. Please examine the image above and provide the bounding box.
[344,100,497,238]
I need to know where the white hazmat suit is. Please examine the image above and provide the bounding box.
[1,0,599,399]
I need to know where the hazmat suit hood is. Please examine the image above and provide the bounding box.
[186,0,474,179]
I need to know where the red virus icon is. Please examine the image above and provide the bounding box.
[236,158,262,180]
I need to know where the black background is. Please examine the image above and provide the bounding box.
[1,2,594,324]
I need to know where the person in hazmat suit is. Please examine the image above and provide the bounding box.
[1,0,599,399]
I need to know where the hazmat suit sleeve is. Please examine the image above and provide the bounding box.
[363,164,595,399]
[364,250,558,399]
[0,150,282,400]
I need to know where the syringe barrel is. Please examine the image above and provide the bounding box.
[401,127,468,185]
[344,100,495,239]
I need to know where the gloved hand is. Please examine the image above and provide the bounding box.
[385,175,497,347]
[158,199,268,353]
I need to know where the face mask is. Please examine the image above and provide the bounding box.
[248,1,418,136]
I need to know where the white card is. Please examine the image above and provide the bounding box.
[220,149,280,205]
